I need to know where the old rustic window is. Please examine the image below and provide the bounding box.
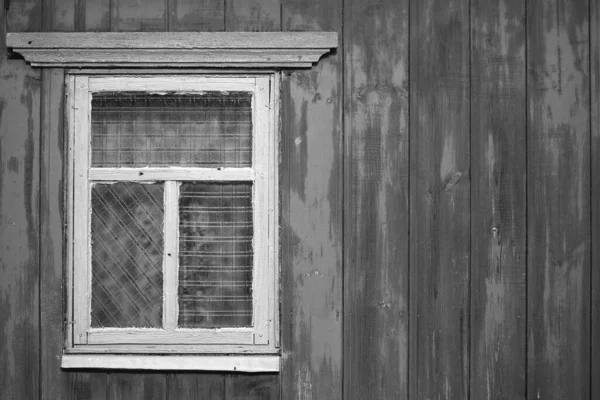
[65,75,279,371]
[6,31,337,371]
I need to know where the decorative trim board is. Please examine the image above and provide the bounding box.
[7,32,338,68]
[61,355,280,372]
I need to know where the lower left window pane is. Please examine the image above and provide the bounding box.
[90,182,164,328]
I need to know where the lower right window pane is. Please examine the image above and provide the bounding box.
[178,182,254,328]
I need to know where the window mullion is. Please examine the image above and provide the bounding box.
[164,181,179,331]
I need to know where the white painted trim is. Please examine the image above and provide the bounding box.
[271,73,281,349]
[72,76,91,344]
[65,74,76,348]
[65,344,279,354]
[61,355,280,372]
[163,182,179,331]
[66,73,279,359]
[7,32,338,68]
[252,77,272,345]
[89,168,254,182]
[89,76,256,92]
[87,328,254,345]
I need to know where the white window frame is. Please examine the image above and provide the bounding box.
[64,73,279,370]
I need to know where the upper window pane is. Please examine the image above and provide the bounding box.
[91,92,252,168]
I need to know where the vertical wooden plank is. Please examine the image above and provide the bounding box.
[470,1,527,399]
[280,0,342,399]
[39,68,73,400]
[66,373,109,400]
[409,0,470,399]
[168,0,224,31]
[225,0,280,31]
[6,0,42,32]
[0,6,41,400]
[43,0,75,31]
[592,0,600,398]
[225,374,278,400]
[108,373,167,400]
[343,0,409,399]
[526,0,591,399]
[111,0,167,31]
[167,373,225,399]
[82,0,111,31]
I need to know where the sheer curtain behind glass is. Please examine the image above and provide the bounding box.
[90,91,254,329]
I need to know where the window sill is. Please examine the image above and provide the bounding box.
[61,354,279,372]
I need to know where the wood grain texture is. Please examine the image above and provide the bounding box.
[469,1,527,399]
[280,0,343,399]
[43,0,75,31]
[592,0,600,398]
[1,2,41,399]
[6,0,42,32]
[225,0,280,31]
[168,0,224,31]
[409,0,471,399]
[39,68,72,400]
[82,0,111,31]
[225,374,279,400]
[107,373,167,400]
[0,15,41,400]
[167,373,225,399]
[526,0,591,399]
[111,0,167,31]
[343,0,409,399]
[65,373,109,400]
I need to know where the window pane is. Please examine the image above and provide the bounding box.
[178,183,253,328]
[91,92,252,167]
[90,182,164,328]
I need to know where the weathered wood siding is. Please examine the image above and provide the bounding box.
[0,0,598,399]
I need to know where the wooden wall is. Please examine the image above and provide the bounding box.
[0,0,597,399]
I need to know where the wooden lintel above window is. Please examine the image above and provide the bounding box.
[6,32,338,68]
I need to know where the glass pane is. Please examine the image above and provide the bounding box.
[91,92,252,168]
[90,182,164,328]
[178,183,253,328]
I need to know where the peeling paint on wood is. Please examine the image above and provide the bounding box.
[470,1,527,399]
[111,0,167,32]
[343,0,409,399]
[0,28,41,400]
[527,0,591,399]
[409,0,471,399]
[225,0,280,32]
[169,0,224,32]
[280,0,343,399]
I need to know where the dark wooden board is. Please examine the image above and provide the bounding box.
[43,0,75,31]
[111,0,167,31]
[592,0,600,398]
[526,0,591,399]
[280,0,343,399]
[343,0,409,399]
[80,0,111,31]
[6,0,42,32]
[40,67,72,400]
[225,0,280,31]
[167,373,225,399]
[168,0,224,32]
[1,2,41,400]
[225,374,279,400]
[409,0,471,399]
[107,373,167,400]
[469,1,527,399]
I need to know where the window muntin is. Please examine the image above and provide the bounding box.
[68,75,277,353]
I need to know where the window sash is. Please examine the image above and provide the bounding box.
[69,74,275,349]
